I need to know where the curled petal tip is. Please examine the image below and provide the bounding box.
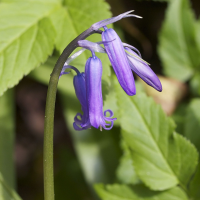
[125,14,142,19]
[91,10,141,30]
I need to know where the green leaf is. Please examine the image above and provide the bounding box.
[116,140,140,185]
[0,89,15,189]
[114,77,198,190]
[0,173,22,200]
[184,98,200,152]
[0,1,58,96]
[95,184,188,200]
[158,0,200,81]
[189,163,200,200]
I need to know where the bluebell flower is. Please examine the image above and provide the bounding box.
[125,47,162,91]
[83,51,116,130]
[60,11,162,131]
[102,27,136,95]
[60,65,91,130]
[91,10,162,94]
[61,53,116,131]
[73,70,92,131]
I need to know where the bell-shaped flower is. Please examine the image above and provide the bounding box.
[73,70,92,130]
[83,52,116,130]
[125,47,162,92]
[102,27,136,96]
[90,10,162,94]
[60,65,91,130]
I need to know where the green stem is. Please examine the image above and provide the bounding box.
[43,27,100,200]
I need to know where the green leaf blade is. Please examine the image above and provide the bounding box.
[0,1,58,95]
[114,77,198,190]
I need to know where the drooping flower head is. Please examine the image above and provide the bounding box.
[60,11,162,131]
[60,65,91,130]
[91,10,162,94]
[73,70,91,130]
[83,51,116,130]
[125,47,162,92]
[102,26,136,96]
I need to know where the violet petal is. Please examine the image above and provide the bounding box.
[125,47,162,92]
[102,28,136,96]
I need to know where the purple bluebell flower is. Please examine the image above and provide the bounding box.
[83,52,116,130]
[60,54,116,131]
[73,70,92,131]
[60,65,91,130]
[92,11,162,94]
[102,27,136,96]
[60,11,162,131]
[125,47,162,92]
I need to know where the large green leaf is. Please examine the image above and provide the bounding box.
[0,89,15,189]
[114,77,198,190]
[95,184,188,200]
[184,98,200,152]
[0,173,21,200]
[158,0,200,81]
[0,1,58,96]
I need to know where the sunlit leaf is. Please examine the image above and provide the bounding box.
[114,77,198,190]
[0,1,59,96]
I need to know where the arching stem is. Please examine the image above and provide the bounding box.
[43,27,100,200]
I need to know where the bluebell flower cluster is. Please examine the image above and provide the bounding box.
[60,11,162,131]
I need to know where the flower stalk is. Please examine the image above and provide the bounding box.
[43,27,100,200]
